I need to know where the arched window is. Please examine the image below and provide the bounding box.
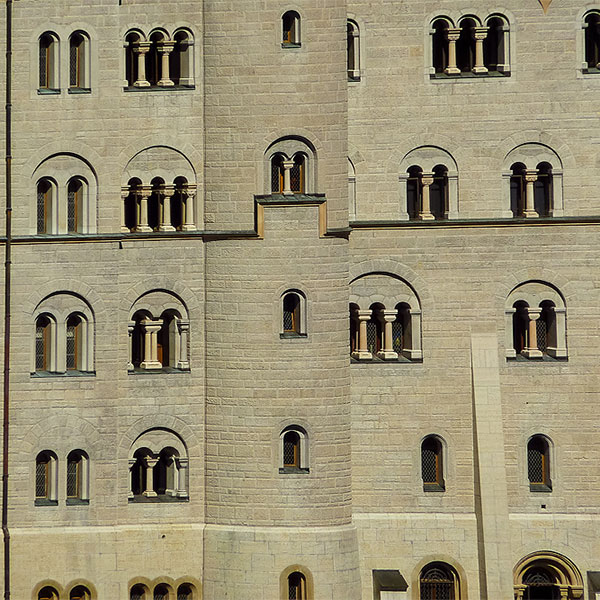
[171,29,195,86]
[429,164,447,219]
[271,154,285,193]
[584,12,600,71]
[125,31,146,87]
[419,563,459,600]
[69,31,90,91]
[148,31,166,87]
[528,436,552,491]
[290,153,305,193]
[288,572,307,600]
[154,584,170,600]
[69,585,91,600]
[177,584,194,600]
[270,152,305,194]
[348,158,357,219]
[421,436,445,491]
[66,449,89,504]
[35,315,52,372]
[39,32,59,91]
[406,165,422,219]
[282,11,301,47]
[522,567,560,599]
[130,584,148,600]
[484,15,510,73]
[35,450,58,505]
[534,162,552,217]
[431,19,450,74]
[281,290,307,337]
[506,282,567,360]
[280,426,309,473]
[66,314,82,370]
[129,428,189,500]
[503,145,564,218]
[347,20,360,80]
[67,178,85,233]
[38,587,59,600]
[456,18,476,73]
[37,178,54,234]
[265,138,316,195]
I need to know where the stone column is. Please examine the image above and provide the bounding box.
[127,321,135,371]
[418,173,435,220]
[158,185,176,231]
[135,185,153,232]
[445,29,461,75]
[523,170,539,218]
[523,308,543,358]
[558,587,569,600]
[177,457,189,498]
[177,320,190,370]
[548,307,568,358]
[143,457,158,497]
[80,454,89,501]
[352,309,373,360]
[282,160,295,195]
[128,459,136,498]
[378,310,399,360]
[405,309,423,360]
[121,187,130,233]
[140,320,163,369]
[181,184,196,231]
[157,42,175,87]
[473,27,489,74]
[133,42,151,88]
[514,585,526,600]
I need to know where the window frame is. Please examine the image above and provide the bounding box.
[421,435,445,492]
[35,450,58,506]
[282,11,301,47]
[38,32,60,93]
[279,425,309,474]
[280,289,307,338]
[527,435,553,492]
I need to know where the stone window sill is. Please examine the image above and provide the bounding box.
[423,483,445,493]
[66,498,90,506]
[128,367,190,375]
[351,355,422,364]
[128,495,189,503]
[123,85,195,92]
[37,88,60,95]
[31,370,95,378]
[280,332,307,339]
[279,467,310,474]
[530,483,552,493]
[35,498,58,506]
[506,354,567,363]
[68,87,91,94]
[281,42,301,49]
[430,70,510,79]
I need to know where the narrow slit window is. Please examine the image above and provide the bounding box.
[282,11,301,46]
[35,315,51,372]
[37,179,52,234]
[67,178,83,233]
[283,293,300,334]
[69,33,85,88]
[288,572,307,600]
[283,431,300,467]
[528,436,551,490]
[421,436,444,490]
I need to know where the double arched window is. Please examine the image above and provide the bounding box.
[505,282,567,360]
[430,14,510,77]
[129,428,189,501]
[39,30,91,93]
[279,425,309,473]
[35,449,89,505]
[419,563,460,599]
[33,294,95,375]
[266,137,316,195]
[124,28,194,88]
[128,291,190,372]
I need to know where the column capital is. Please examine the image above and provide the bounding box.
[133,41,152,54]
[421,173,434,186]
[473,26,489,40]
[162,184,175,198]
[139,184,153,199]
[356,309,372,321]
[524,169,539,183]
[447,28,461,41]
[141,319,163,333]
[157,41,176,53]
[145,457,158,468]
[382,309,398,323]
[527,307,541,320]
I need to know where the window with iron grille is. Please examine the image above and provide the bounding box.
[420,565,455,600]
[35,316,50,371]
[283,293,300,333]
[421,436,444,490]
[38,587,59,600]
[392,320,403,353]
[290,155,304,193]
[283,431,299,467]
[177,584,193,600]
[272,155,284,193]
[39,35,51,88]
[66,321,77,370]
[130,585,145,600]
[154,586,169,600]
[36,457,49,498]
[282,12,300,46]
[528,436,551,490]
[366,318,378,354]
[67,179,81,233]
[67,455,80,498]
[69,585,91,600]
[288,572,306,600]
[536,318,547,353]
[37,179,51,234]
[69,33,84,88]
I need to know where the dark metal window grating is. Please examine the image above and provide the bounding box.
[290,160,302,192]
[366,320,377,354]
[528,447,544,483]
[67,189,77,233]
[67,458,78,497]
[36,460,48,498]
[37,189,46,234]
[421,447,438,484]
[35,326,45,371]
[536,318,547,353]
[66,324,76,370]
[392,320,403,352]
[70,42,78,87]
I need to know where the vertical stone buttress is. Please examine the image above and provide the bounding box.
[203,1,359,598]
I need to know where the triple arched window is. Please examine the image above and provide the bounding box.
[39,31,91,93]
[33,295,94,375]
[130,582,196,600]
[35,449,89,505]
[124,28,194,88]
[123,177,196,232]
[430,15,510,77]
[349,273,422,362]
